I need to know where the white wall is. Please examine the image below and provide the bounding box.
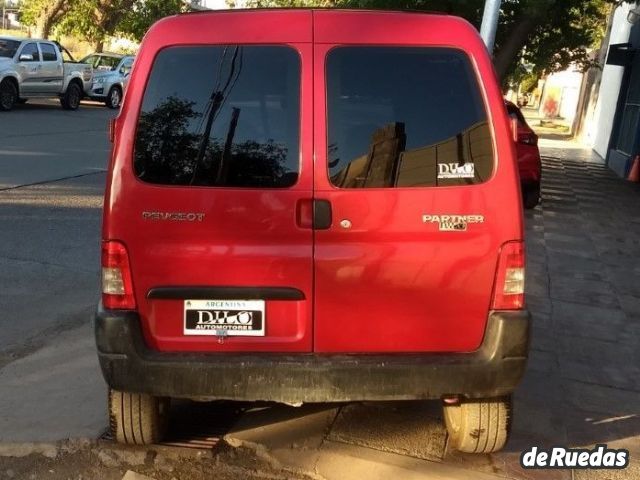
[587,3,636,157]
[540,68,583,122]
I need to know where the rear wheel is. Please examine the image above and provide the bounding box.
[523,183,540,209]
[60,82,82,110]
[108,389,170,445]
[105,86,122,109]
[443,396,512,453]
[0,79,18,111]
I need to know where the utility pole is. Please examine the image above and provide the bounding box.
[480,0,501,54]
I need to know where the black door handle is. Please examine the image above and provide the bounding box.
[313,199,332,230]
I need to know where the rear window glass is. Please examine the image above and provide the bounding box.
[134,46,300,188]
[327,47,493,188]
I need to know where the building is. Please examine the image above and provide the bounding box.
[581,2,640,178]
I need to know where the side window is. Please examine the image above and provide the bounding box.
[327,47,494,188]
[134,45,300,188]
[40,43,58,62]
[20,43,40,62]
[97,56,121,71]
[120,58,133,75]
[83,55,98,68]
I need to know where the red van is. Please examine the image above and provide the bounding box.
[506,101,542,209]
[97,9,530,453]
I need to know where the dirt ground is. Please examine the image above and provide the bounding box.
[0,440,311,480]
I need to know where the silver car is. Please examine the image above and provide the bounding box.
[0,37,93,111]
[81,53,134,109]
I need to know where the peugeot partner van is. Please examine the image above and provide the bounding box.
[96,9,530,453]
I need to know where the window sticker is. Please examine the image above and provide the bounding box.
[437,162,475,179]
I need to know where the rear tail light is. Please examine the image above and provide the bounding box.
[102,241,136,309]
[491,241,525,310]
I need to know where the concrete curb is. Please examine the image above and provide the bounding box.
[0,441,60,459]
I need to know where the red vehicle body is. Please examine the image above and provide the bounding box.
[506,101,542,209]
[97,9,530,453]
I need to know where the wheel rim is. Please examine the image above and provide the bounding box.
[110,89,121,107]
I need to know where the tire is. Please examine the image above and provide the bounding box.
[60,82,82,110]
[523,183,540,210]
[443,396,512,453]
[0,79,18,111]
[108,389,170,445]
[105,86,122,109]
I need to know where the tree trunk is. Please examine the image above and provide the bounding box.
[493,16,538,80]
[34,0,68,39]
[95,40,105,53]
[35,16,54,39]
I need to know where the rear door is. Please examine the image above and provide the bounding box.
[312,11,516,353]
[113,11,314,353]
[38,42,63,93]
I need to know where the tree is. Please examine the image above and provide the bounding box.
[492,0,610,80]
[19,0,74,39]
[57,0,137,52]
[239,0,611,82]
[21,0,186,51]
[118,0,188,42]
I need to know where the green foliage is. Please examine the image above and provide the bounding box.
[20,0,185,49]
[519,72,539,94]
[495,0,610,78]
[17,0,47,27]
[118,0,189,42]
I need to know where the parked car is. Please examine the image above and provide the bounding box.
[0,37,93,111]
[97,10,530,453]
[80,53,134,109]
[506,101,542,209]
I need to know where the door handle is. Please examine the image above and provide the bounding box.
[313,199,332,230]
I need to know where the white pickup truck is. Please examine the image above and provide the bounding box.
[0,36,93,111]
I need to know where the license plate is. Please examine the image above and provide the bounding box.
[184,299,265,336]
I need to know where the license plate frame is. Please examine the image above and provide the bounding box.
[183,299,265,336]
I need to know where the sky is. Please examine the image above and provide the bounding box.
[200,0,244,8]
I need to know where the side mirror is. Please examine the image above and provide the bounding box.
[19,53,34,62]
[120,67,131,77]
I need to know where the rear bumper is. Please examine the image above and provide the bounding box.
[95,307,531,404]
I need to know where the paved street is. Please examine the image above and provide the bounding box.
[1,102,640,479]
[0,99,114,445]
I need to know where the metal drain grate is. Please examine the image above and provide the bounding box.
[100,400,246,450]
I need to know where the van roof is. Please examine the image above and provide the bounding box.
[143,8,480,49]
[176,8,450,17]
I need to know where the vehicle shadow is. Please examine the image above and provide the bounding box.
[9,99,106,111]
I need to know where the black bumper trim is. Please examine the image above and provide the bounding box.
[147,286,305,301]
[95,307,530,403]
